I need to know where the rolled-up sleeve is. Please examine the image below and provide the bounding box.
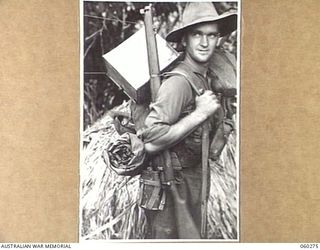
[140,75,193,143]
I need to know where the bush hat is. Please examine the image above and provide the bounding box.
[166,2,237,42]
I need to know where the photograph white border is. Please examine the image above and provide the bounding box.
[79,0,241,242]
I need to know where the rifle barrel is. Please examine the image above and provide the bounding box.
[143,5,161,101]
[142,4,200,239]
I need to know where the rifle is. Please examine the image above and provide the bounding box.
[142,5,200,239]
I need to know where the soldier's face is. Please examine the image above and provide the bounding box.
[184,22,220,64]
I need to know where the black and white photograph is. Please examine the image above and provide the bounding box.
[80,1,240,240]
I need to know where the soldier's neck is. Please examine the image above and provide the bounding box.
[184,53,209,78]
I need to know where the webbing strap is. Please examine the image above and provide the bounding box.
[146,186,161,209]
[163,65,208,95]
[139,179,161,187]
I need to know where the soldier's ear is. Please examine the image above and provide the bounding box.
[216,37,222,47]
[181,36,187,47]
[216,36,227,48]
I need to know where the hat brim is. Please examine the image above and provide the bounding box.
[166,12,237,43]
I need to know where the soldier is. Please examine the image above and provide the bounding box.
[138,2,237,239]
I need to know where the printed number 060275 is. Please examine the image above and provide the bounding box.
[300,244,319,249]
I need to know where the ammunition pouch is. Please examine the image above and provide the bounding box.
[138,170,166,210]
[138,152,184,211]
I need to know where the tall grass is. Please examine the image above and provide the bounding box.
[81,101,237,240]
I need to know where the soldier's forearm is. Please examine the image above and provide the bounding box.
[144,110,208,154]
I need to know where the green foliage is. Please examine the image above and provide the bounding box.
[83,2,238,129]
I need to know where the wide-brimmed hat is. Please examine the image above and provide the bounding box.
[166,2,237,42]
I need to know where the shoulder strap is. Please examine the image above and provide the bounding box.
[163,64,204,97]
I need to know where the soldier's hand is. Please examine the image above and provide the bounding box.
[195,90,221,118]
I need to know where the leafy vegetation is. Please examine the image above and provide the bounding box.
[83,2,237,129]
